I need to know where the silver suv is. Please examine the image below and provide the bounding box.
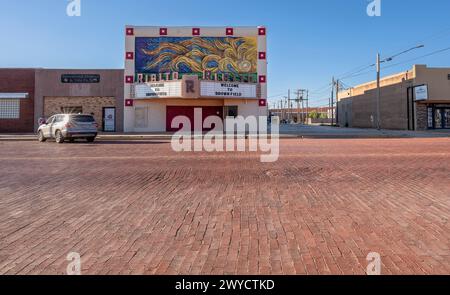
[38,114,98,144]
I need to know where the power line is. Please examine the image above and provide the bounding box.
[267,92,288,99]
[382,45,450,70]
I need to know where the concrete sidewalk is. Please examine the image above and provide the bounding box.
[0,125,449,141]
[279,124,450,139]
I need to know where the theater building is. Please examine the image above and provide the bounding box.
[123,26,268,132]
[338,65,450,130]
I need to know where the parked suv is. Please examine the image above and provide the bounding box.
[38,114,98,144]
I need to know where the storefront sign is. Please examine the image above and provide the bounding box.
[61,74,100,83]
[414,85,428,101]
[200,82,257,98]
[134,82,182,98]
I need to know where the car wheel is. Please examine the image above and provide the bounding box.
[86,137,96,143]
[38,131,46,142]
[55,131,65,144]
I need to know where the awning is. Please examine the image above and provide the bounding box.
[0,93,29,99]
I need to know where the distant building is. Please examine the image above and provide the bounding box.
[270,106,334,123]
[337,65,450,130]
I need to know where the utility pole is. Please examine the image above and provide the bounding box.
[295,89,308,124]
[376,53,381,130]
[288,89,291,123]
[331,77,335,126]
[306,90,309,125]
[296,90,301,124]
[335,79,339,127]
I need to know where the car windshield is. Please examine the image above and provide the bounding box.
[71,115,95,123]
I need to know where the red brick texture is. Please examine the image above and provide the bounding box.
[0,69,35,133]
[0,139,449,275]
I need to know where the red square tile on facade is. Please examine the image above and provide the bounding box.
[192,28,200,36]
[126,52,134,60]
[259,52,266,60]
[226,28,234,36]
[258,27,266,35]
[126,28,134,36]
[160,28,168,35]
[259,75,266,83]
[259,99,267,107]
[125,76,134,83]
[125,99,134,107]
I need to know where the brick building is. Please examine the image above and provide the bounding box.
[0,69,124,133]
[35,69,124,132]
[0,69,36,133]
[337,65,450,130]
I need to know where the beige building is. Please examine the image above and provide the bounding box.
[337,65,450,130]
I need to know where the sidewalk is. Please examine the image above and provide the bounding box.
[0,126,449,141]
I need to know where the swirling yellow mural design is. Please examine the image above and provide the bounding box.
[138,37,257,75]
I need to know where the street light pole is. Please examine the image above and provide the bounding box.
[375,45,424,130]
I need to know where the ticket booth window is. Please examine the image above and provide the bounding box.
[224,106,238,118]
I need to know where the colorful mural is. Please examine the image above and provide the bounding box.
[135,37,258,77]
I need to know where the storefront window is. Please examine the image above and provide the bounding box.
[444,109,450,129]
[427,107,433,129]
[0,99,20,119]
[435,109,443,129]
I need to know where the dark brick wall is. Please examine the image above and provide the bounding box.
[416,103,428,131]
[0,69,36,133]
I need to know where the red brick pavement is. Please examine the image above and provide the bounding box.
[0,138,449,275]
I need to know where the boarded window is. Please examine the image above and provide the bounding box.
[135,107,148,128]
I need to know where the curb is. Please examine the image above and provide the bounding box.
[1,134,449,142]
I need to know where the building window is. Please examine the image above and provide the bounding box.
[135,107,148,128]
[427,107,434,129]
[224,106,238,118]
[0,99,20,119]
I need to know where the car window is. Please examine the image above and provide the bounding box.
[46,116,55,124]
[55,115,66,123]
[71,115,95,123]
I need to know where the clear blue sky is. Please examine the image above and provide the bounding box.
[1,0,450,106]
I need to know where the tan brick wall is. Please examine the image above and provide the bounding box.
[44,96,116,127]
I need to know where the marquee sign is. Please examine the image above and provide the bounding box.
[200,82,257,98]
[134,82,182,98]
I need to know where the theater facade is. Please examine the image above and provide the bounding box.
[123,26,268,132]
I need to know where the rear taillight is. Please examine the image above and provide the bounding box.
[65,123,73,128]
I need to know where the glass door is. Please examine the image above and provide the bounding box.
[443,109,450,129]
[434,109,442,129]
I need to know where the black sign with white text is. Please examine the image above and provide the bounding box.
[61,74,101,83]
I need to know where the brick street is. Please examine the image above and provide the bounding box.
[0,138,449,275]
